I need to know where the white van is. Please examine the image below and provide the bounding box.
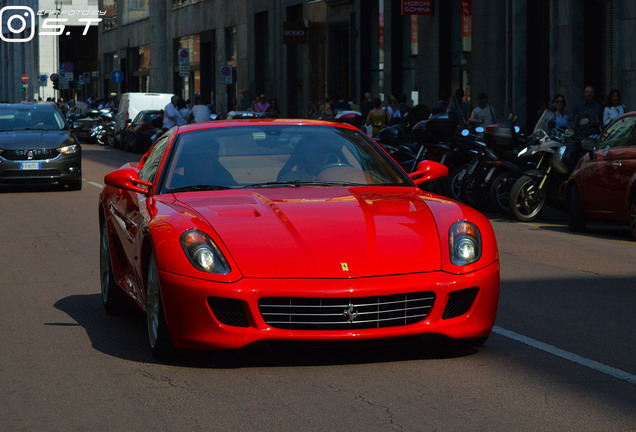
[114,92,174,147]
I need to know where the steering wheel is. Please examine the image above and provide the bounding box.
[316,162,353,176]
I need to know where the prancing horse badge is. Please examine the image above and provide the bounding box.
[340,262,349,271]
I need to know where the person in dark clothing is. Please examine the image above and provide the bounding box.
[359,92,375,121]
[571,86,602,134]
[430,90,449,115]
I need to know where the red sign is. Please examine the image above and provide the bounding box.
[401,0,433,15]
[21,74,28,82]
[378,12,384,47]
[461,0,472,37]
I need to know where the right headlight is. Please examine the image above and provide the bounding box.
[180,229,231,274]
[449,221,482,266]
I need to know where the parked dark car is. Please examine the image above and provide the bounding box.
[0,102,82,190]
[122,110,163,153]
[566,111,636,238]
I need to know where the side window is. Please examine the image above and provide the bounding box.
[139,136,169,183]
[600,115,636,149]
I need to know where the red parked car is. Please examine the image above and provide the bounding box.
[567,111,636,238]
[99,119,500,359]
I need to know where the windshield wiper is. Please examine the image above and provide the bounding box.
[170,184,231,192]
[242,180,365,188]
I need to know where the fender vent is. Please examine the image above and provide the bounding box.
[207,297,249,327]
[442,287,479,319]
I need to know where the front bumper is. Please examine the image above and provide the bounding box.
[0,153,82,184]
[159,261,500,350]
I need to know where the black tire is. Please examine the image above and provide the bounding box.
[509,174,546,222]
[100,222,124,314]
[441,165,466,201]
[567,184,586,232]
[489,171,518,215]
[146,251,175,359]
[96,131,107,145]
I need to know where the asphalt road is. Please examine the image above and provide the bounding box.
[1,144,634,431]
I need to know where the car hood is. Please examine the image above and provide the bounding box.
[173,187,443,278]
[0,131,73,149]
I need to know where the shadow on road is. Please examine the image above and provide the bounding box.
[54,293,478,368]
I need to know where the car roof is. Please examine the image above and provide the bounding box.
[174,118,356,133]
[0,102,60,110]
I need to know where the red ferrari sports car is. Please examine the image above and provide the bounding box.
[567,111,636,238]
[99,119,499,359]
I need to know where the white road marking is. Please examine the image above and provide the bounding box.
[84,179,103,189]
[493,326,636,385]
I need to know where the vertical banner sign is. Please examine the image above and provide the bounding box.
[461,0,472,37]
[378,12,384,47]
[410,15,419,55]
[401,0,433,15]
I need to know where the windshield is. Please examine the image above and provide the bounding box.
[532,109,554,140]
[160,124,409,193]
[0,106,66,131]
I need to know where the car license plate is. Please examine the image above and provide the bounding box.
[20,162,41,170]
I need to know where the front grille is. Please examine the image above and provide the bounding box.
[259,292,435,330]
[442,287,479,319]
[1,149,59,161]
[0,168,60,178]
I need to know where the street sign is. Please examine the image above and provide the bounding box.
[50,73,59,82]
[220,65,233,84]
[110,69,124,84]
[39,74,48,86]
[63,62,74,72]
[179,64,190,77]
[21,74,28,82]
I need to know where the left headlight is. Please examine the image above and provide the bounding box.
[449,221,482,266]
[180,229,231,274]
[57,144,79,155]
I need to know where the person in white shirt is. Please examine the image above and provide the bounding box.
[469,92,498,127]
[603,89,626,127]
[162,95,179,130]
[188,96,211,123]
[175,98,190,126]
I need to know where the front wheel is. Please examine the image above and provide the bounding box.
[441,165,467,201]
[489,171,518,215]
[509,174,546,222]
[100,222,123,314]
[146,252,175,359]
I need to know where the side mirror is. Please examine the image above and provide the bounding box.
[581,138,597,159]
[408,160,448,186]
[581,138,596,151]
[104,166,152,195]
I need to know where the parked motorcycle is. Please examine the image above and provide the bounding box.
[90,110,115,146]
[508,109,584,222]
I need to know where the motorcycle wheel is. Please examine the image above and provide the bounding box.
[96,131,106,145]
[567,184,586,232]
[489,171,518,215]
[509,174,546,222]
[441,165,466,201]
